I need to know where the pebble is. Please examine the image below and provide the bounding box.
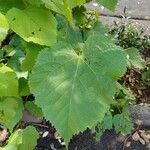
[61,142,66,146]
[50,143,57,150]
[126,141,131,147]
[0,129,8,142]
[92,3,98,7]
[42,131,49,137]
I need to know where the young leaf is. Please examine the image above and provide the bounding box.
[6,7,57,46]
[2,126,39,150]
[0,12,9,46]
[29,34,126,143]
[0,64,18,97]
[96,0,118,11]
[0,97,23,131]
[125,47,146,69]
[113,114,133,135]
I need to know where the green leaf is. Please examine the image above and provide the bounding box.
[21,43,42,71]
[0,97,23,131]
[67,0,86,8]
[0,0,25,13]
[113,114,133,135]
[3,126,39,150]
[27,0,43,7]
[0,64,18,97]
[125,47,146,69]
[101,112,113,131]
[72,6,88,27]
[96,0,118,11]
[0,12,9,45]
[63,0,73,22]
[65,0,86,22]
[42,0,65,15]
[6,7,57,46]
[116,83,135,102]
[42,0,86,22]
[29,34,126,143]
[25,101,43,118]
[7,49,25,72]
[19,77,30,96]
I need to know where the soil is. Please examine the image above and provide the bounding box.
[35,126,149,150]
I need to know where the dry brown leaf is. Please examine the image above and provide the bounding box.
[139,137,145,145]
[132,131,140,141]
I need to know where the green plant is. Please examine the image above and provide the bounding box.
[110,22,150,52]
[0,0,134,148]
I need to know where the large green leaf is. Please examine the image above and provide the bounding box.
[0,12,9,45]
[29,34,126,143]
[0,97,23,130]
[6,7,57,46]
[2,126,39,150]
[96,0,118,11]
[0,64,18,97]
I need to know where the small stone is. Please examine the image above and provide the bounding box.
[0,129,8,142]
[126,141,131,147]
[92,3,98,7]
[54,132,61,140]
[146,134,150,139]
[145,16,149,20]
[50,143,57,150]
[135,119,142,126]
[58,139,62,143]
[61,142,66,146]
[42,131,49,137]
